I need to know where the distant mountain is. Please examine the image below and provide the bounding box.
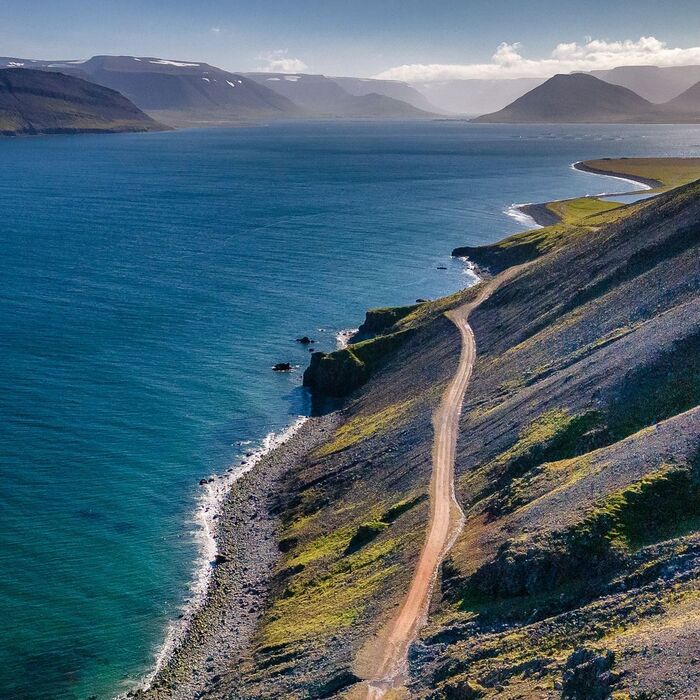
[0,55,301,126]
[0,67,165,136]
[473,73,665,123]
[589,65,700,103]
[244,72,436,118]
[410,77,545,115]
[666,80,700,113]
[0,56,435,124]
[331,76,438,112]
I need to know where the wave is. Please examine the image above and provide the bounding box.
[137,415,308,694]
[504,203,543,230]
[336,328,358,349]
[570,161,654,195]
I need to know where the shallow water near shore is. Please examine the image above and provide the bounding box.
[1,121,699,699]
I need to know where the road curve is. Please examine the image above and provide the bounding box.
[358,275,514,699]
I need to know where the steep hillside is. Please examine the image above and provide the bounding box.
[140,163,700,700]
[0,67,165,135]
[412,176,700,700]
[474,73,660,123]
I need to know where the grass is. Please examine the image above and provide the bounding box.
[488,409,577,473]
[358,304,423,336]
[314,397,416,457]
[262,535,403,646]
[381,494,427,523]
[581,157,700,191]
[287,525,356,567]
[588,466,700,551]
[546,197,623,225]
[607,330,700,441]
[346,521,390,553]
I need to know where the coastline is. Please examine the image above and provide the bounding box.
[129,156,686,699]
[571,160,660,191]
[508,202,560,228]
[131,414,341,699]
[508,160,661,231]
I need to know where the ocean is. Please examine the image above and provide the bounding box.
[1,121,699,699]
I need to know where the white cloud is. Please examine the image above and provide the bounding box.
[375,37,700,82]
[258,50,308,74]
[210,27,221,34]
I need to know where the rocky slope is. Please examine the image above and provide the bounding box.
[139,168,700,700]
[0,67,165,135]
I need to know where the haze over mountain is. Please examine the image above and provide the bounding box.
[588,65,700,103]
[0,55,302,126]
[0,67,165,135]
[331,76,436,112]
[6,54,700,127]
[410,77,545,115]
[474,73,700,124]
[0,55,436,124]
[244,71,436,118]
[666,80,700,113]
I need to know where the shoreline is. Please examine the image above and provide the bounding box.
[132,255,475,697]
[509,160,660,231]
[129,156,672,698]
[133,413,340,699]
[571,160,660,191]
[508,202,560,228]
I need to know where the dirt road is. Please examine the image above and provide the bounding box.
[358,275,514,699]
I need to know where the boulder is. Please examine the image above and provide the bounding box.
[561,648,616,700]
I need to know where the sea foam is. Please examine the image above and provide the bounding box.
[139,416,308,692]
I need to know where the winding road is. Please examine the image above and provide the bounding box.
[357,275,514,699]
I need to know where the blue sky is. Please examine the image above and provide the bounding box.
[4,0,700,78]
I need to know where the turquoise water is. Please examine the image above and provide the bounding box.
[1,122,699,699]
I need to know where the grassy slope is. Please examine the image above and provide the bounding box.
[454,158,700,274]
[581,157,700,191]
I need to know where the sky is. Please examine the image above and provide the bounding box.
[3,0,700,80]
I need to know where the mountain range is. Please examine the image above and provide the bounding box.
[416,64,700,116]
[589,64,700,103]
[4,54,700,131]
[0,55,437,125]
[474,72,700,123]
[243,72,435,118]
